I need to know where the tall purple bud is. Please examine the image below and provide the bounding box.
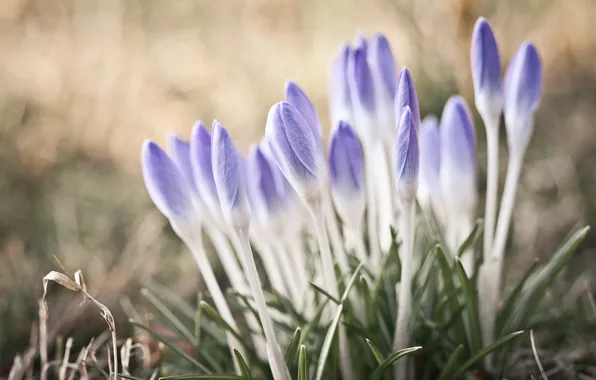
[285,81,321,145]
[395,106,419,204]
[368,33,398,139]
[211,121,251,230]
[328,121,366,229]
[265,101,320,203]
[504,42,543,157]
[329,43,354,129]
[168,134,197,193]
[439,96,477,218]
[471,18,503,123]
[348,39,378,143]
[190,121,222,221]
[395,68,421,133]
[141,140,194,221]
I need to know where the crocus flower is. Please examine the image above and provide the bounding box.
[190,121,221,220]
[395,106,419,204]
[347,39,378,143]
[471,18,503,123]
[329,43,353,129]
[141,140,194,221]
[504,42,543,157]
[211,121,251,230]
[368,33,398,139]
[328,121,366,228]
[285,81,321,144]
[439,96,477,219]
[265,101,320,203]
[168,134,197,192]
[395,68,421,132]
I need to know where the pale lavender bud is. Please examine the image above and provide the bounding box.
[329,43,353,128]
[168,134,196,191]
[265,101,320,202]
[395,106,419,203]
[368,33,398,139]
[440,96,477,217]
[471,17,503,123]
[395,68,421,131]
[348,40,378,142]
[285,81,321,143]
[328,121,366,227]
[211,121,251,229]
[190,121,221,219]
[419,115,441,198]
[504,42,543,157]
[141,140,193,220]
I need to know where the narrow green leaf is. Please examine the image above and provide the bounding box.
[365,339,385,364]
[496,259,539,335]
[434,246,466,343]
[314,304,344,380]
[233,349,253,380]
[452,330,524,379]
[457,219,483,257]
[340,262,365,303]
[195,292,203,349]
[159,376,243,380]
[285,327,302,365]
[436,344,464,380]
[142,288,197,345]
[82,360,110,379]
[455,257,483,355]
[300,299,330,345]
[298,345,308,380]
[309,282,340,305]
[530,331,548,380]
[371,346,422,380]
[199,301,245,347]
[129,320,210,373]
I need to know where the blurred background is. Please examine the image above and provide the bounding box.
[1,0,595,372]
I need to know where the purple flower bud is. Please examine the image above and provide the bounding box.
[141,140,193,220]
[419,115,441,197]
[328,121,366,226]
[471,18,503,122]
[440,96,477,216]
[211,121,251,229]
[504,42,542,156]
[395,106,419,203]
[348,41,378,142]
[265,101,320,200]
[329,43,353,128]
[190,121,222,221]
[168,134,196,190]
[395,68,421,131]
[285,81,321,142]
[246,145,286,225]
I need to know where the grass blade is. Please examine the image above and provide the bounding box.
[159,376,243,380]
[436,344,464,380]
[142,288,197,345]
[232,349,253,380]
[298,345,308,380]
[285,328,302,365]
[309,282,340,305]
[314,304,344,380]
[455,257,483,355]
[365,339,385,364]
[371,346,422,380]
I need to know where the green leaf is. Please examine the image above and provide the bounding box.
[451,330,524,379]
[141,288,197,345]
[309,282,340,305]
[298,345,308,380]
[365,339,385,364]
[285,327,302,365]
[457,219,483,258]
[454,257,483,355]
[129,320,210,373]
[434,245,466,344]
[195,292,203,349]
[314,304,344,380]
[199,301,245,349]
[530,331,548,380]
[496,259,539,334]
[233,349,253,380]
[371,346,422,380]
[436,344,464,380]
[340,262,365,303]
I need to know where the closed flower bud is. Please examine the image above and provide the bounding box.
[504,42,543,157]
[395,68,421,133]
[265,101,321,203]
[471,18,503,123]
[329,43,353,129]
[439,96,477,218]
[368,33,398,139]
[190,121,221,221]
[285,80,321,144]
[168,134,197,192]
[348,40,378,142]
[141,140,194,221]
[211,121,252,230]
[395,106,419,204]
[328,121,366,229]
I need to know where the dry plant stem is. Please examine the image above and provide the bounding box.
[393,201,416,380]
[482,156,523,356]
[177,226,244,373]
[236,228,291,380]
[483,120,500,262]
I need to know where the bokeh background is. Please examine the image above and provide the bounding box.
[1,0,595,372]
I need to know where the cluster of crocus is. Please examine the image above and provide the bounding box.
[141,17,542,379]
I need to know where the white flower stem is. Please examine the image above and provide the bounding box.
[480,155,523,351]
[175,224,243,375]
[364,151,382,268]
[235,227,291,380]
[374,142,396,252]
[266,237,302,304]
[322,190,350,276]
[483,120,500,262]
[392,200,416,380]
